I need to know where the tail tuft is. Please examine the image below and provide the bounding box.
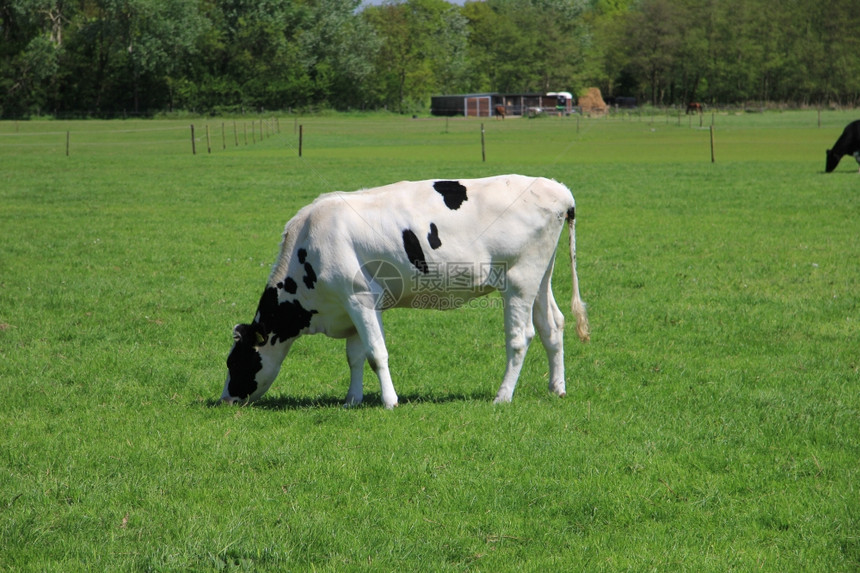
[568,209,590,342]
[571,297,590,342]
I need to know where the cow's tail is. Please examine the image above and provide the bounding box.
[567,207,590,342]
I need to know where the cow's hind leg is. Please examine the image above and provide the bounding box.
[344,334,365,407]
[346,302,398,409]
[494,294,536,404]
[533,266,566,397]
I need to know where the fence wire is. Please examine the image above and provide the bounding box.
[0,119,280,155]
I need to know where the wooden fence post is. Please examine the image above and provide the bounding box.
[190,125,196,155]
[710,125,715,163]
[65,131,70,156]
[205,125,211,154]
[481,123,486,162]
[299,125,303,157]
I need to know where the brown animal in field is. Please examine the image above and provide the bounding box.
[686,102,703,115]
[495,105,506,120]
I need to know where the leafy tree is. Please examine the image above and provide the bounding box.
[464,0,590,94]
[185,0,298,111]
[47,0,206,115]
[0,0,69,117]
[620,0,685,105]
[296,0,380,109]
[585,0,634,98]
[364,0,467,113]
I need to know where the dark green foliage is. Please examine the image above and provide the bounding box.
[3,0,860,117]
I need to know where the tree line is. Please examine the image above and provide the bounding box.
[2,0,858,119]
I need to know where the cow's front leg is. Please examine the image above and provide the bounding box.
[344,334,365,407]
[347,302,398,409]
[495,295,536,404]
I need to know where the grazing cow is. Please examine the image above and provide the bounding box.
[686,102,703,115]
[826,120,860,173]
[494,105,506,119]
[221,175,590,409]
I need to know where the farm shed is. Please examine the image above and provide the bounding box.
[431,93,500,117]
[431,92,574,117]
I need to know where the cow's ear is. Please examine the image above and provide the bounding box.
[253,322,269,346]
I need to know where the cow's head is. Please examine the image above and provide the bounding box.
[826,148,840,173]
[221,322,282,404]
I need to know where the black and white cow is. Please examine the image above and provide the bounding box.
[826,119,860,173]
[221,175,590,409]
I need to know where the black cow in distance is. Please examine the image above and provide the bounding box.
[826,120,860,173]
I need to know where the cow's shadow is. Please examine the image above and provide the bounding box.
[205,391,489,411]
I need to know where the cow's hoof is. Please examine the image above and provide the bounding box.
[548,385,567,397]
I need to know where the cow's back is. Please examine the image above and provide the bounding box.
[835,120,860,154]
[308,175,571,262]
[274,175,573,312]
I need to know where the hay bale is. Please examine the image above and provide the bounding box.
[578,87,607,115]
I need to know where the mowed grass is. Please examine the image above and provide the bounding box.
[1,110,858,571]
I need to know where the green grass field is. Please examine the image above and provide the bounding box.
[1,110,858,571]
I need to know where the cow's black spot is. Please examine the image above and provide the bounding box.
[256,286,318,344]
[402,229,429,274]
[282,277,298,294]
[257,287,280,326]
[275,298,317,342]
[226,324,263,399]
[303,263,317,289]
[297,248,308,264]
[427,223,442,249]
[567,207,576,221]
[433,181,468,210]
